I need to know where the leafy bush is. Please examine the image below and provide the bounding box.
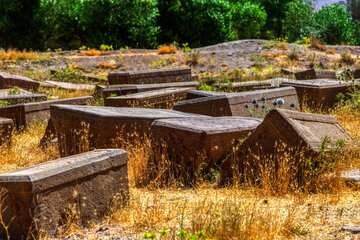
[0,0,40,49]
[157,0,234,47]
[283,0,314,42]
[312,4,357,45]
[230,1,267,39]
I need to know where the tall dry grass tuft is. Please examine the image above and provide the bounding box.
[0,49,40,61]
[0,122,59,174]
[158,44,177,54]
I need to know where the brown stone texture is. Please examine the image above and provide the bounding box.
[0,72,40,91]
[0,96,94,129]
[105,87,194,109]
[45,81,96,91]
[107,67,192,85]
[174,87,299,117]
[295,69,338,80]
[0,117,14,146]
[103,81,197,98]
[0,88,47,105]
[0,149,129,239]
[220,108,353,186]
[280,79,359,109]
[149,117,262,186]
[50,105,202,157]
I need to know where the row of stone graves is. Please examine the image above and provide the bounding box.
[0,66,359,238]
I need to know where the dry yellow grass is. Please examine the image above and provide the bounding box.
[158,44,177,55]
[1,88,360,239]
[0,49,40,61]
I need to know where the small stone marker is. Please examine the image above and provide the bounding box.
[280,79,359,109]
[174,87,299,117]
[295,69,338,80]
[50,105,202,157]
[105,87,194,109]
[45,81,96,91]
[220,108,352,186]
[341,170,360,184]
[0,117,14,146]
[0,88,47,105]
[0,149,129,239]
[0,72,40,91]
[149,117,262,186]
[0,96,94,128]
[108,67,192,85]
[103,81,197,98]
[341,226,360,234]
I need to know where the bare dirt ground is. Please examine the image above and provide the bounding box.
[2,40,360,81]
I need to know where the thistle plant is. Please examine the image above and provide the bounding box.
[245,96,296,118]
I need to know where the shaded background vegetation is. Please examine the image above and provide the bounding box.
[1,0,360,50]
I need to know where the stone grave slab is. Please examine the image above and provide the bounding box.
[0,149,129,239]
[0,88,46,105]
[0,118,14,146]
[213,79,274,92]
[103,81,197,98]
[0,96,94,128]
[108,67,192,85]
[45,81,96,91]
[220,108,353,186]
[105,87,194,109]
[341,170,360,184]
[174,87,299,117]
[295,69,339,80]
[0,72,40,91]
[50,105,202,157]
[149,117,262,186]
[280,79,359,109]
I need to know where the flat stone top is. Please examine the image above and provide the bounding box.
[46,81,96,90]
[152,117,262,134]
[106,81,197,90]
[52,105,201,119]
[108,67,191,77]
[190,86,296,98]
[109,87,193,99]
[0,89,33,97]
[0,117,13,125]
[0,149,127,193]
[341,170,360,182]
[0,72,35,82]
[281,79,359,88]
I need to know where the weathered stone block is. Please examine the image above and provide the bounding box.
[174,87,299,117]
[341,170,360,184]
[280,79,358,109]
[0,72,40,91]
[0,96,94,128]
[103,81,197,98]
[295,69,338,80]
[0,118,13,146]
[105,87,194,109]
[45,81,96,91]
[108,67,192,85]
[213,79,274,92]
[50,105,202,157]
[0,149,129,239]
[220,108,352,186]
[0,88,47,105]
[149,117,262,186]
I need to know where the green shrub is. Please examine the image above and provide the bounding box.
[230,1,267,39]
[312,4,357,45]
[283,0,314,42]
[157,0,234,47]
